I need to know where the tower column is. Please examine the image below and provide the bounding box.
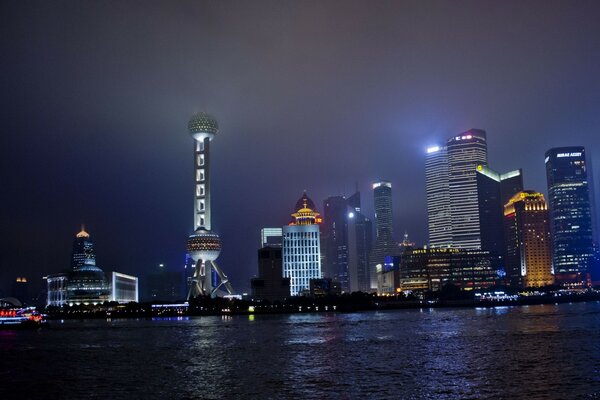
[194,138,211,231]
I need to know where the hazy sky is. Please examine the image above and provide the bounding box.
[2,0,600,295]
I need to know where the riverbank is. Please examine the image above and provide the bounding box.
[43,291,600,319]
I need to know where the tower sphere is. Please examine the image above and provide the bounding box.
[188,112,219,142]
[187,228,222,261]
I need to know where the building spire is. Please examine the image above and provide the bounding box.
[76,224,90,238]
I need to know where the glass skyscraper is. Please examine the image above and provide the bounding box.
[426,145,452,248]
[447,129,488,249]
[545,147,596,281]
[369,181,398,289]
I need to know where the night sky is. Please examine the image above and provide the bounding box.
[2,1,600,295]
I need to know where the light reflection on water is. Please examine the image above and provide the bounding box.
[1,303,600,399]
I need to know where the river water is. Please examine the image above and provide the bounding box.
[1,302,600,399]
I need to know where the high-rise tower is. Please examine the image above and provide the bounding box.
[545,147,595,283]
[426,145,452,248]
[71,225,96,270]
[283,192,322,296]
[504,191,553,287]
[369,181,398,289]
[186,113,234,298]
[447,129,488,249]
[476,165,523,257]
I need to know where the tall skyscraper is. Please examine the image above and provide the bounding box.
[283,192,322,296]
[426,145,452,248]
[322,196,349,288]
[47,227,110,306]
[447,129,488,249]
[71,225,96,270]
[346,191,373,292]
[369,181,398,289]
[545,147,596,282]
[476,165,523,257]
[504,191,554,287]
[186,113,234,298]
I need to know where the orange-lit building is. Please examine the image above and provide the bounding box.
[504,191,554,287]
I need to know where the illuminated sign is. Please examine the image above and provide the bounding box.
[556,152,582,158]
[427,146,440,154]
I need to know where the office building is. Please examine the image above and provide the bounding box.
[283,192,322,296]
[398,248,498,292]
[370,181,398,290]
[110,272,139,303]
[376,256,401,295]
[46,227,110,307]
[145,264,185,302]
[251,246,290,302]
[545,147,596,283]
[447,129,488,249]
[260,228,283,247]
[476,165,524,256]
[347,191,373,292]
[322,196,349,287]
[426,145,452,248]
[504,191,553,287]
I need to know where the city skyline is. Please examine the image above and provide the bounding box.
[3,1,600,295]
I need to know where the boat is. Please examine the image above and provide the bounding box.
[0,297,47,329]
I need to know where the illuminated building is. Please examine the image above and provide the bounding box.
[476,165,523,257]
[426,145,452,248]
[71,225,96,270]
[370,181,398,290]
[398,248,498,291]
[504,191,553,287]
[283,192,322,296]
[110,272,139,303]
[447,129,488,249]
[251,246,290,302]
[322,195,350,290]
[545,147,596,283]
[186,113,234,298]
[376,256,401,295]
[347,191,373,292]
[46,227,110,307]
[322,192,372,293]
[46,273,68,306]
[261,228,283,247]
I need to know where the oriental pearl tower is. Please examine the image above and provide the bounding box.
[186,113,234,299]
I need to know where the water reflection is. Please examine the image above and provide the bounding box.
[1,304,599,399]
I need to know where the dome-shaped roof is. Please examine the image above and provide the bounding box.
[188,112,219,136]
[295,191,316,212]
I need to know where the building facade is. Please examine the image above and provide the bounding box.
[322,195,350,289]
[46,227,110,307]
[251,246,290,302]
[283,193,322,296]
[504,191,553,287]
[260,228,283,247]
[370,181,398,290]
[447,129,489,249]
[476,165,524,257]
[110,272,139,303]
[398,248,498,292]
[426,145,452,248]
[545,147,596,283]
